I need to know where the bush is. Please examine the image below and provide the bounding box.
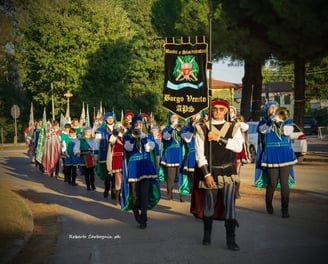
[311,108,328,127]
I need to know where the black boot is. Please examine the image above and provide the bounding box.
[110,175,116,200]
[225,219,240,251]
[85,175,91,190]
[202,216,213,245]
[115,190,121,206]
[133,208,141,225]
[111,187,116,200]
[281,197,290,218]
[265,192,274,215]
[90,172,96,190]
[103,178,110,198]
[139,211,147,229]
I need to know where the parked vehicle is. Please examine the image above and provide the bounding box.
[247,121,307,163]
[303,115,318,135]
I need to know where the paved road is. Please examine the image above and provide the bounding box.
[1,143,327,264]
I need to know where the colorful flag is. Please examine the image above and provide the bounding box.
[36,108,46,164]
[99,101,103,121]
[80,102,86,126]
[60,113,68,130]
[86,104,90,127]
[120,109,124,122]
[26,102,34,144]
[42,126,61,177]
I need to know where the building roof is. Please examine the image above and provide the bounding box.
[210,79,242,89]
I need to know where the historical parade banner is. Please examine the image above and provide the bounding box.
[163,37,208,119]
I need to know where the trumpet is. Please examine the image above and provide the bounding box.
[174,123,183,132]
[236,115,244,122]
[112,122,124,136]
[132,128,141,138]
[198,117,207,126]
[274,106,290,121]
[122,120,130,130]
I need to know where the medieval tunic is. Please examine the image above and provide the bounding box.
[160,126,182,167]
[108,134,124,173]
[191,120,243,220]
[258,120,297,167]
[121,131,161,213]
[123,133,157,182]
[255,118,298,188]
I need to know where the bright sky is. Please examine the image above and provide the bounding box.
[212,60,244,84]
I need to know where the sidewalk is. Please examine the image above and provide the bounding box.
[303,135,328,162]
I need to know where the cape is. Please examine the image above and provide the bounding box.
[42,130,61,176]
[190,166,225,220]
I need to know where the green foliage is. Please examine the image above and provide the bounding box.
[2,0,328,131]
[122,0,166,120]
[305,57,328,100]
[15,0,134,118]
[152,0,209,40]
[11,0,169,122]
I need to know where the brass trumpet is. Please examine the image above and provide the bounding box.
[274,106,290,121]
[132,128,141,138]
[198,117,207,126]
[174,123,183,132]
[236,115,244,122]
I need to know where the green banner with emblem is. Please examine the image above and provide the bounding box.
[163,37,208,119]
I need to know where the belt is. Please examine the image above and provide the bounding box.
[212,163,234,169]
[266,142,290,147]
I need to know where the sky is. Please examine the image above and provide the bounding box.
[212,60,244,84]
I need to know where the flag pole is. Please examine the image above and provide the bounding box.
[208,0,213,174]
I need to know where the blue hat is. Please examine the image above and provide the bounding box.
[132,115,143,125]
[151,125,159,131]
[83,126,92,132]
[104,112,114,120]
[265,100,279,110]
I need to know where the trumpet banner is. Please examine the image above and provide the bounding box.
[163,39,208,119]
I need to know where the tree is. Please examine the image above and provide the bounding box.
[258,0,328,127]
[14,0,133,118]
[122,0,167,120]
[218,0,274,121]
[0,1,31,142]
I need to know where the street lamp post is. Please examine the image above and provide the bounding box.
[64,90,73,123]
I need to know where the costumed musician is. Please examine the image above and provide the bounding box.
[191,98,244,251]
[160,112,184,201]
[107,122,126,205]
[255,100,297,218]
[95,112,116,199]
[122,115,161,229]
[74,127,98,191]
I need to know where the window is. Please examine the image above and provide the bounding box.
[284,94,291,104]
[274,95,280,104]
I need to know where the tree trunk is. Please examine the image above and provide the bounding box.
[241,59,263,121]
[294,58,306,130]
[240,60,254,121]
[252,61,263,121]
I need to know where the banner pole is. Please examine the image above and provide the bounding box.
[208,0,213,174]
